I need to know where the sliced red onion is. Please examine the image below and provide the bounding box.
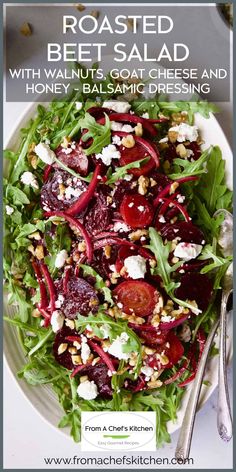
[88,340,116,373]
[65,164,101,216]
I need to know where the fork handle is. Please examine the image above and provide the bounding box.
[217,290,232,441]
[175,318,220,461]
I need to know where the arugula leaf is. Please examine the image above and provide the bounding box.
[168,147,211,179]
[192,196,224,238]
[147,228,202,313]
[106,157,150,185]
[5,184,30,206]
[130,100,160,119]
[80,112,111,155]
[198,244,232,274]
[157,100,219,124]
[80,264,113,305]
[195,146,232,215]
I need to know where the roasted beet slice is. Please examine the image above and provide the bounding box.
[112,180,135,208]
[160,221,205,244]
[147,171,171,198]
[115,245,139,275]
[119,142,156,176]
[62,276,99,319]
[53,326,79,370]
[79,362,113,397]
[91,246,118,280]
[165,332,185,367]
[120,194,154,228]
[86,106,114,120]
[84,187,112,235]
[55,143,88,175]
[129,323,168,348]
[40,169,87,212]
[175,272,213,311]
[113,280,159,316]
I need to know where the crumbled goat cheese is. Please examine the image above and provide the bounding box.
[81,336,91,364]
[77,380,98,400]
[112,135,122,146]
[161,315,174,323]
[174,242,202,261]
[96,144,121,166]
[5,205,14,215]
[108,332,131,360]
[137,205,145,212]
[186,149,194,158]
[51,311,65,333]
[55,294,65,309]
[113,222,130,232]
[55,250,68,269]
[141,366,154,379]
[168,123,198,143]
[64,186,84,200]
[20,171,39,189]
[75,101,83,111]
[159,137,169,143]
[124,255,146,279]
[34,142,56,165]
[123,174,133,181]
[121,124,134,133]
[111,121,123,131]
[142,112,149,119]
[128,202,134,208]
[103,100,131,113]
[177,194,185,203]
[100,324,110,339]
[159,215,166,223]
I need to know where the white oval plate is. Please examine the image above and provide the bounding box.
[4,86,233,442]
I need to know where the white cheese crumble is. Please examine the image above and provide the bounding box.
[137,205,145,212]
[108,332,131,360]
[34,142,56,165]
[141,366,154,379]
[81,336,91,364]
[103,100,131,113]
[174,242,202,261]
[142,112,149,119]
[159,137,169,143]
[124,255,146,279]
[112,135,122,146]
[55,294,65,308]
[168,123,198,143]
[123,174,133,181]
[158,215,166,223]
[128,202,134,208]
[5,205,14,215]
[75,101,83,111]
[161,315,174,323]
[55,250,68,268]
[121,124,134,133]
[95,144,121,166]
[20,171,39,189]
[111,121,123,132]
[51,311,65,333]
[64,186,84,200]
[100,324,110,339]
[77,380,98,400]
[113,221,130,233]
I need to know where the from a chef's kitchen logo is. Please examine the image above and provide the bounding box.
[81,412,156,451]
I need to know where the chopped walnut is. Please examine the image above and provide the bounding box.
[90,10,99,18]
[76,3,85,11]
[147,379,163,388]
[80,375,89,383]
[32,308,41,318]
[59,183,66,196]
[68,347,78,355]
[144,347,156,355]
[134,123,143,137]
[121,134,135,148]
[149,258,157,268]
[65,319,75,330]
[169,182,179,194]
[78,241,86,252]
[92,357,100,366]
[108,306,123,319]
[106,196,113,205]
[20,22,32,36]
[138,175,149,195]
[58,343,68,355]
[104,245,111,259]
[151,314,160,327]
[150,178,157,187]
[28,231,41,241]
[176,143,188,158]
[168,130,178,143]
[129,229,148,241]
[35,245,44,260]
[72,355,82,365]
[156,352,169,365]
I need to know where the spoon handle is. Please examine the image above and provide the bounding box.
[217,290,232,441]
[175,318,220,461]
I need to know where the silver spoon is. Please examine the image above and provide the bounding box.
[175,211,233,459]
[214,209,233,441]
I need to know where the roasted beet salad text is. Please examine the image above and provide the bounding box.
[4,94,232,444]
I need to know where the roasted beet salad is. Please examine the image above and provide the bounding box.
[4,94,232,444]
